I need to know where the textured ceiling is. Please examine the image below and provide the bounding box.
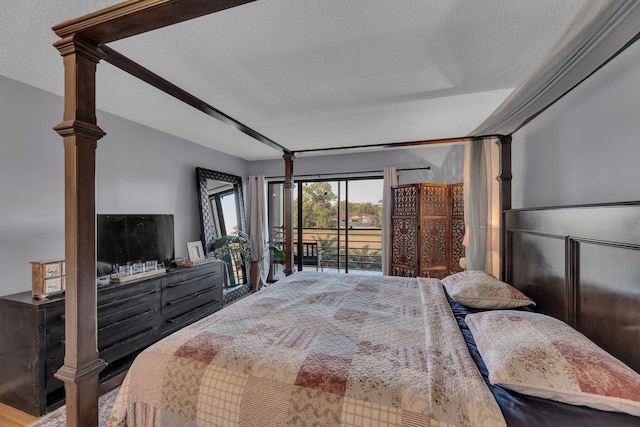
[2,0,582,160]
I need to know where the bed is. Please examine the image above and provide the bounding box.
[108,269,640,426]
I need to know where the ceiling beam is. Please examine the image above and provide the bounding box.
[292,135,502,156]
[53,0,500,158]
[102,45,290,155]
[53,0,257,44]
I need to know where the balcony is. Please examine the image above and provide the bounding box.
[271,226,383,279]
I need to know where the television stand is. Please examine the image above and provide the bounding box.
[0,261,224,417]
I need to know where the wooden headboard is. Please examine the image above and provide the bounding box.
[504,202,640,373]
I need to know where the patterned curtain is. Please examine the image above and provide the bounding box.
[382,167,398,275]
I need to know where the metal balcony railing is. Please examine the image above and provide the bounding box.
[288,226,383,272]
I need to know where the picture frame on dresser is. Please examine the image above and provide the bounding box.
[187,241,205,262]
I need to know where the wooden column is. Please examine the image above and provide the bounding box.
[52,34,107,427]
[283,152,295,276]
[497,135,512,281]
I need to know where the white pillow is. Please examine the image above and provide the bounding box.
[442,270,534,309]
[466,310,640,417]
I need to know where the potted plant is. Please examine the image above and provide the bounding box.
[212,230,284,292]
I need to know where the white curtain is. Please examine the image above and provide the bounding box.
[247,176,269,286]
[382,167,398,275]
[471,0,640,136]
[463,139,500,276]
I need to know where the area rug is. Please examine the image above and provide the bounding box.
[28,387,119,427]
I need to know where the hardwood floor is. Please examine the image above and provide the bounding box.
[0,402,36,427]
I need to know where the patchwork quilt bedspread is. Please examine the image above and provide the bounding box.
[108,272,505,426]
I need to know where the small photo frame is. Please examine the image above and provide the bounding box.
[186,241,205,262]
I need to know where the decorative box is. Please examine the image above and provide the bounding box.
[31,259,66,299]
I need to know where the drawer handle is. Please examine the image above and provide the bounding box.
[99,326,155,352]
[167,292,203,306]
[98,309,154,333]
[166,300,220,324]
[99,289,157,309]
[166,276,203,288]
[166,271,219,288]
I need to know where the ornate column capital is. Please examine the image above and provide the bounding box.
[54,34,105,62]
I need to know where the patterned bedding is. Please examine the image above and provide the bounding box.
[108,272,505,426]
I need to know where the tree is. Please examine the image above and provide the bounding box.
[336,200,382,228]
[296,182,338,228]
[294,182,338,228]
[356,201,382,227]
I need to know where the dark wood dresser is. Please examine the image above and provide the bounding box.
[0,261,224,417]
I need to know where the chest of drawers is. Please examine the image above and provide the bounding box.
[0,261,224,416]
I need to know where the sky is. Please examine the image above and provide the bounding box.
[346,179,383,204]
[302,179,383,205]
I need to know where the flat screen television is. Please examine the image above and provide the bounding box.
[97,214,175,276]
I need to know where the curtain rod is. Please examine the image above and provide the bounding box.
[265,166,430,180]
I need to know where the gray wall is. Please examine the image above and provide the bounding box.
[511,39,640,209]
[1,74,467,297]
[5,34,637,298]
[0,76,248,295]
[250,143,465,184]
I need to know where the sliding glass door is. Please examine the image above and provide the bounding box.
[339,179,383,272]
[268,177,382,278]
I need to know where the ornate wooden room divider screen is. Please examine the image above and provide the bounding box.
[391,183,464,279]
